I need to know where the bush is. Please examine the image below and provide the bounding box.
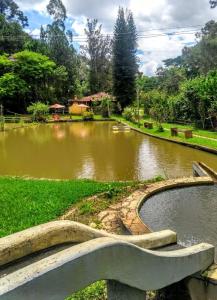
[27,102,49,122]
[67,281,106,300]
[122,107,136,122]
[82,111,94,121]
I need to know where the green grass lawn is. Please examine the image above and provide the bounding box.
[142,117,217,140]
[0,177,128,238]
[114,116,217,150]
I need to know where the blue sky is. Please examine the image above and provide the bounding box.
[17,0,217,76]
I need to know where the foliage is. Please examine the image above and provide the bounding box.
[156,66,186,94]
[42,0,77,97]
[165,21,217,77]
[0,14,29,54]
[148,91,168,131]
[179,71,217,128]
[82,19,112,94]
[136,75,158,93]
[122,106,138,123]
[100,97,112,118]
[112,7,138,111]
[0,51,68,111]
[0,54,13,75]
[0,177,127,237]
[82,111,94,121]
[0,0,28,27]
[67,281,107,300]
[47,0,66,30]
[27,102,49,122]
[0,73,28,110]
[122,106,134,121]
[210,1,217,9]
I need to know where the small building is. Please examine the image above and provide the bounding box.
[69,103,90,115]
[68,93,112,115]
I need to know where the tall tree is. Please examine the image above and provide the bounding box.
[210,0,217,8]
[82,19,112,94]
[0,14,29,54]
[43,0,77,97]
[0,0,28,27]
[47,0,66,30]
[112,8,137,111]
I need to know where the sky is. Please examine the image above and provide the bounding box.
[16,0,217,76]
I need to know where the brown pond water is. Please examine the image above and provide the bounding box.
[0,121,217,181]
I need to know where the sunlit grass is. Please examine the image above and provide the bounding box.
[0,177,128,237]
[114,116,217,150]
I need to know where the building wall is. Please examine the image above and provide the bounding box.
[69,103,88,115]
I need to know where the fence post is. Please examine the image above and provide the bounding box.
[0,104,4,131]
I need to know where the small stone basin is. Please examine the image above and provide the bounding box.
[140,185,217,258]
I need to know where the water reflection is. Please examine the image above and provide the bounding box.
[0,122,217,180]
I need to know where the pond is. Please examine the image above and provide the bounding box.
[0,121,217,180]
[140,185,217,257]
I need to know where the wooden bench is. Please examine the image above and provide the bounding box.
[171,128,193,139]
[144,122,153,129]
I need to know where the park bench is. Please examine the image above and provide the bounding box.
[144,122,153,129]
[171,127,193,139]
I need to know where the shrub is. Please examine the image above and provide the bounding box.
[122,107,136,122]
[82,111,94,121]
[27,102,49,122]
[68,281,106,300]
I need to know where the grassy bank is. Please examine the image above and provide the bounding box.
[143,117,217,140]
[0,177,129,237]
[114,116,217,151]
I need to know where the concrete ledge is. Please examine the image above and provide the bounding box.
[0,221,177,267]
[0,238,214,299]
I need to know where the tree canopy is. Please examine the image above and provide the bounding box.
[0,0,28,27]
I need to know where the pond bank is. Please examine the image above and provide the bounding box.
[115,116,217,155]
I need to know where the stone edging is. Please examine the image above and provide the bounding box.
[47,118,115,124]
[118,120,217,155]
[119,177,214,235]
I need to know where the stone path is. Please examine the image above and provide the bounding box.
[97,176,213,235]
[98,188,151,235]
[60,176,213,236]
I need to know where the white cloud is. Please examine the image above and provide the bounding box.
[17,0,217,76]
[17,0,49,13]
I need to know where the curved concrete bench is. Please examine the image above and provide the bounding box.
[0,238,214,300]
[0,221,177,266]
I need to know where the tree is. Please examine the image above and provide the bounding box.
[156,66,186,94]
[43,0,77,97]
[27,102,49,122]
[0,0,28,27]
[47,0,66,30]
[0,54,13,75]
[149,91,168,131]
[112,8,138,112]
[136,74,158,93]
[13,50,65,103]
[165,21,217,77]
[0,14,29,54]
[82,19,112,94]
[0,73,28,111]
[210,0,217,8]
